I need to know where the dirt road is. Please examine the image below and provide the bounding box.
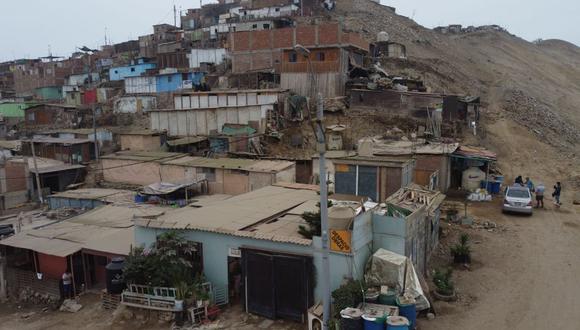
[423,200,580,330]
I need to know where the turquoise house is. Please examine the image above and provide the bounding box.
[156,71,206,92]
[34,86,63,101]
[109,58,157,81]
[133,185,374,322]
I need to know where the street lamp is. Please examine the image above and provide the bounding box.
[294,44,331,330]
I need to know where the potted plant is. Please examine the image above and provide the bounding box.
[175,281,192,312]
[432,268,456,301]
[450,233,471,264]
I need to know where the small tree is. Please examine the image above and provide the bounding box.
[298,200,333,239]
[432,268,454,296]
[124,231,197,287]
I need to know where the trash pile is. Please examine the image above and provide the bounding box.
[467,188,492,202]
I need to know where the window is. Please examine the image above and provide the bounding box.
[263,24,270,29]
[275,8,280,12]
[114,70,118,74]
[200,167,216,181]
[316,52,325,61]
[168,76,173,82]
[252,24,258,29]
[230,169,249,176]
[130,67,136,72]
[288,51,297,63]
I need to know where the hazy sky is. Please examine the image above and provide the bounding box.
[0,0,578,62]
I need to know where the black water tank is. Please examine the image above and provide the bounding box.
[105,257,126,294]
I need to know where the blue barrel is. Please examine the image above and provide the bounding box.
[134,194,146,203]
[396,297,416,330]
[362,310,387,330]
[386,316,410,330]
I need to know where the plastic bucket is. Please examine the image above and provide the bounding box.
[365,290,380,303]
[340,308,364,330]
[396,297,416,329]
[386,316,410,330]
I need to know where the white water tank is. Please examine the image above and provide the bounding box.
[377,31,390,42]
[462,167,485,191]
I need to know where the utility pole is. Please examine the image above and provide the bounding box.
[29,140,44,204]
[317,93,331,330]
[0,253,6,303]
[295,43,331,330]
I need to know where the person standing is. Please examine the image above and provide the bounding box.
[535,183,545,208]
[525,177,535,192]
[515,175,524,186]
[62,270,72,299]
[552,182,562,205]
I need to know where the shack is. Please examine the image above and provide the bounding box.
[47,188,134,210]
[0,205,166,298]
[312,151,415,202]
[134,184,376,321]
[21,137,94,164]
[373,185,445,275]
[119,130,168,152]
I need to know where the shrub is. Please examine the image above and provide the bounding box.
[432,268,454,296]
[450,233,471,263]
[331,280,365,317]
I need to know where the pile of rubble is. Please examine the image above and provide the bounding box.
[503,89,580,149]
[17,287,59,307]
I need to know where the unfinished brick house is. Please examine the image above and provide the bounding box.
[228,23,369,97]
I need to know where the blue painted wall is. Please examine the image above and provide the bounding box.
[372,213,406,256]
[109,63,157,81]
[134,210,374,304]
[156,72,206,93]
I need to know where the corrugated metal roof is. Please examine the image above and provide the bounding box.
[101,151,187,162]
[163,156,294,173]
[48,188,133,201]
[166,136,208,147]
[32,137,92,145]
[134,185,318,245]
[30,164,85,174]
[0,205,167,257]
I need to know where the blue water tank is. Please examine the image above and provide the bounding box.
[396,297,416,329]
[362,310,386,330]
[386,316,410,330]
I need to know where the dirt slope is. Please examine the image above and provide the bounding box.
[331,3,580,183]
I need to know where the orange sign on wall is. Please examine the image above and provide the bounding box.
[330,230,352,253]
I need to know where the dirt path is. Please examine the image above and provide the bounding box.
[422,200,580,330]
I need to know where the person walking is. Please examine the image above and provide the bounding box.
[552,182,562,206]
[62,270,73,299]
[535,183,545,208]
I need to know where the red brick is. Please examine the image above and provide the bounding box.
[295,26,316,46]
[318,24,340,45]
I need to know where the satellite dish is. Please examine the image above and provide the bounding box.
[377,31,390,42]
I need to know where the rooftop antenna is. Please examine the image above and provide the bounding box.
[174,4,177,27]
[104,27,108,46]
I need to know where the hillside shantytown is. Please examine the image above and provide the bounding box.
[0,0,579,329]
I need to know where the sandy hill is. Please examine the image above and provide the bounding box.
[321,2,579,187]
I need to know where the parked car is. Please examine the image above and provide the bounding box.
[502,185,533,215]
[0,224,15,239]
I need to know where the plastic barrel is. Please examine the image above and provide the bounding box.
[378,289,397,306]
[386,316,410,330]
[365,290,380,303]
[362,310,387,330]
[396,297,416,330]
[340,307,364,330]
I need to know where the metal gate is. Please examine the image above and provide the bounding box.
[242,249,313,322]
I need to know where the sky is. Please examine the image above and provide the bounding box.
[0,0,578,62]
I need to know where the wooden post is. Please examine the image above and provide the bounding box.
[29,140,44,204]
[69,255,76,298]
[81,253,88,291]
[0,254,7,302]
